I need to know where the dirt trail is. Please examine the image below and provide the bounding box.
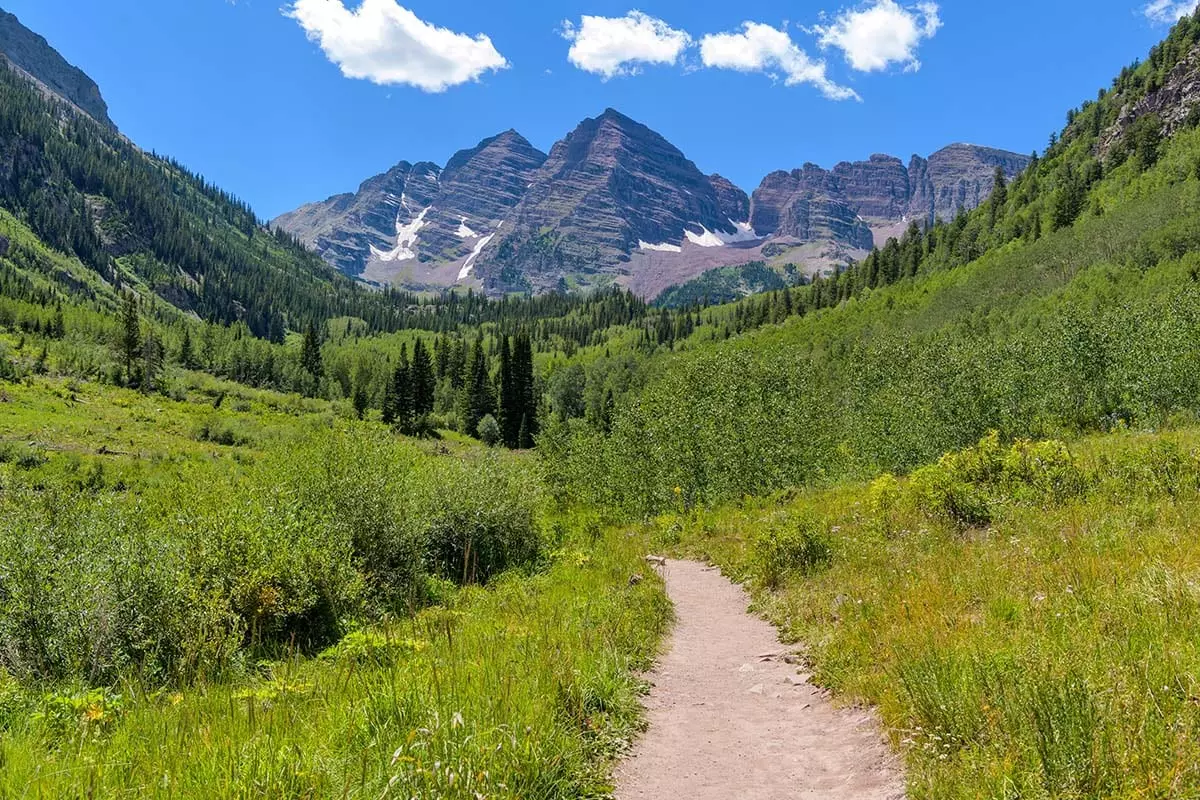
[614,560,905,800]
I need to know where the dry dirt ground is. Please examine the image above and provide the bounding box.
[613,559,906,800]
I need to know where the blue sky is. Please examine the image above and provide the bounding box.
[5,0,1192,219]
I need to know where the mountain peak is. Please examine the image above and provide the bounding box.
[0,10,113,129]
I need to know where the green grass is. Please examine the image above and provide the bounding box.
[658,426,1200,797]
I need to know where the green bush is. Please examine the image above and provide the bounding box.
[751,513,833,588]
[419,455,543,585]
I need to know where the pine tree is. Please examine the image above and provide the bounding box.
[392,344,414,434]
[988,167,1008,230]
[179,328,195,369]
[458,334,494,437]
[497,335,519,448]
[352,381,369,420]
[142,330,163,394]
[410,338,435,418]
[300,322,324,381]
[119,292,141,386]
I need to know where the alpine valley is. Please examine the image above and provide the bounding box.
[274,109,1029,299]
[12,3,1200,799]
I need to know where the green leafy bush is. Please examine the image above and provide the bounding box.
[751,513,833,588]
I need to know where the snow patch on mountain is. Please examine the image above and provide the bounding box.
[638,240,683,253]
[456,217,479,239]
[685,219,761,248]
[458,222,503,281]
[370,206,430,262]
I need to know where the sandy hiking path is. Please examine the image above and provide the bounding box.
[614,559,905,800]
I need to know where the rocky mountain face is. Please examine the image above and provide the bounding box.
[0,9,113,128]
[750,145,1031,250]
[906,145,1031,225]
[475,109,751,294]
[273,161,442,278]
[276,111,1028,298]
[750,165,876,250]
[272,132,546,284]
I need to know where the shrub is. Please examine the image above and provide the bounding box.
[477,414,501,447]
[865,473,904,536]
[751,513,833,588]
[419,455,543,585]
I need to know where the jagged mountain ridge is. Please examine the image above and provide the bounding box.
[273,131,548,288]
[751,145,1032,250]
[0,9,113,129]
[475,109,753,294]
[275,111,1028,299]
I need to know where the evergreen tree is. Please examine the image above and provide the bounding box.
[391,344,414,434]
[410,338,435,418]
[988,167,1008,230]
[352,381,369,420]
[142,330,163,394]
[119,292,141,386]
[497,335,519,448]
[458,334,494,437]
[300,322,324,381]
[179,328,195,369]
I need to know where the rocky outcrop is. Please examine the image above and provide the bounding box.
[709,174,751,224]
[0,10,113,128]
[1099,43,1200,158]
[476,109,745,293]
[272,131,547,281]
[832,155,910,220]
[750,145,1030,251]
[416,130,547,263]
[750,166,874,250]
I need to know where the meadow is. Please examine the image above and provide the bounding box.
[0,373,669,798]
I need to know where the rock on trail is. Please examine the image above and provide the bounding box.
[614,559,905,800]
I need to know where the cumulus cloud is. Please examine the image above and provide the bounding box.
[813,1,941,73]
[561,11,692,79]
[698,22,859,100]
[1144,0,1200,22]
[285,0,508,92]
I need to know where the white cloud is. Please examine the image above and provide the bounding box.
[1143,0,1200,22]
[813,1,941,73]
[698,22,859,100]
[285,0,508,92]
[561,11,692,79]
